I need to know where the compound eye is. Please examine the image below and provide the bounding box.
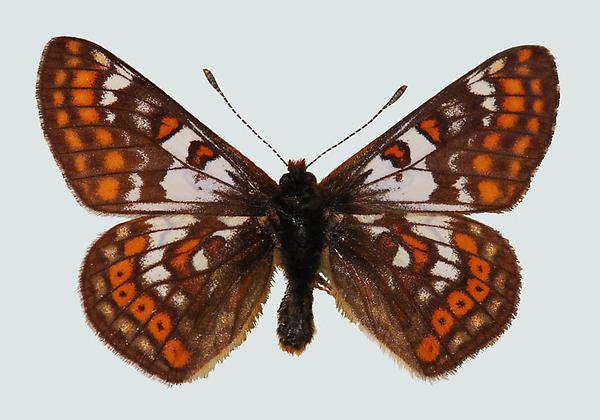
[306,172,317,184]
[279,173,291,185]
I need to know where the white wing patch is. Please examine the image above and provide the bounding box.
[160,168,229,202]
[393,245,411,268]
[366,169,437,202]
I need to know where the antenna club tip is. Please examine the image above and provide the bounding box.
[386,84,408,106]
[203,69,220,90]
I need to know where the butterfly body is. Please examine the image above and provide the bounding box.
[37,37,558,383]
[273,159,326,353]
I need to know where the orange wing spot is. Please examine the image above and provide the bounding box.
[530,79,542,95]
[112,282,136,308]
[502,96,525,112]
[478,180,501,204]
[513,135,531,154]
[384,144,406,159]
[55,110,69,126]
[108,258,135,287]
[447,290,474,317]
[129,295,156,322]
[497,113,519,129]
[104,151,125,171]
[64,129,83,150]
[453,232,478,254]
[516,65,530,75]
[190,143,217,168]
[401,234,428,251]
[432,308,454,336]
[413,249,428,266]
[54,70,68,86]
[66,40,81,54]
[517,48,532,62]
[532,99,544,114]
[157,116,180,140]
[482,133,501,151]
[163,338,191,368]
[71,89,95,106]
[177,239,201,254]
[466,278,490,303]
[74,154,87,173]
[171,241,201,275]
[94,128,113,145]
[96,177,120,201]
[197,144,215,159]
[509,160,521,177]
[473,154,493,174]
[78,107,100,124]
[66,57,81,67]
[527,117,540,133]
[416,335,440,363]
[419,119,441,142]
[72,70,97,88]
[124,236,148,256]
[52,90,65,106]
[501,78,525,95]
[468,255,491,281]
[170,254,191,275]
[148,312,172,342]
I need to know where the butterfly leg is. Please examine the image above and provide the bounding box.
[315,273,333,295]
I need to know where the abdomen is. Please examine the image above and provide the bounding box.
[276,205,324,354]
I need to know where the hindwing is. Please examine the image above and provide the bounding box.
[324,213,520,377]
[81,215,274,383]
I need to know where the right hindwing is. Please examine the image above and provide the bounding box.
[323,212,520,378]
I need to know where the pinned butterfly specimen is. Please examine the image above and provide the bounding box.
[37,37,559,383]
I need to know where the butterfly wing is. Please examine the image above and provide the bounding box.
[37,37,277,215]
[324,213,519,377]
[81,214,275,383]
[320,46,558,213]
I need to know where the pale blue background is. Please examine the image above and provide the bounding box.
[2,1,597,418]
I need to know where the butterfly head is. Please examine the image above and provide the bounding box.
[278,159,318,195]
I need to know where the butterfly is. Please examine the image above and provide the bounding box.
[37,37,559,383]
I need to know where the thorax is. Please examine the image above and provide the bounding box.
[272,160,326,284]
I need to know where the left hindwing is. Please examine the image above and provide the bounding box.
[324,212,519,377]
[37,37,277,215]
[320,46,558,214]
[81,214,275,383]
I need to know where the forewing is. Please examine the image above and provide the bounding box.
[81,215,274,383]
[324,213,519,377]
[37,37,277,215]
[320,46,558,213]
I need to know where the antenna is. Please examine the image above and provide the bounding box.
[306,85,408,168]
[203,69,287,166]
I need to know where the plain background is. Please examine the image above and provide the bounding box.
[2,1,598,418]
